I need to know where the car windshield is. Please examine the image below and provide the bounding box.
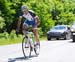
[54,26,66,30]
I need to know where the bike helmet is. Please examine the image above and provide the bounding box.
[21,5,29,11]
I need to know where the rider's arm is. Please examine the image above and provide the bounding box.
[17,16,22,30]
[17,12,23,31]
[34,16,40,26]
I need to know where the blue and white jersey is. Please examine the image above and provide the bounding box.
[19,10,36,21]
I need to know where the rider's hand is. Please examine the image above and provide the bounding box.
[16,28,20,35]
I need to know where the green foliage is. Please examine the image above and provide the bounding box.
[0,16,5,29]
[3,32,9,39]
[0,31,46,45]
[9,30,17,39]
[0,0,75,35]
[1,0,75,45]
[0,30,23,45]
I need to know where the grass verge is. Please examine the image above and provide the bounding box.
[0,36,47,46]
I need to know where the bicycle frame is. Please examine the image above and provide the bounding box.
[22,28,40,58]
[26,31,35,44]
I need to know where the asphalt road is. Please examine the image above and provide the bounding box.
[0,39,75,62]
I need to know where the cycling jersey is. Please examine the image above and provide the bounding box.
[19,10,36,21]
[19,10,37,27]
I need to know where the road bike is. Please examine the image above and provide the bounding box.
[22,28,40,58]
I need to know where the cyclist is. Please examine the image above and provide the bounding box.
[17,5,40,47]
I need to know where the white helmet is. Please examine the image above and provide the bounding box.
[21,5,28,11]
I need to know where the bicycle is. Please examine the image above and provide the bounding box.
[22,27,40,58]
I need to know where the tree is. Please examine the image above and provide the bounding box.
[0,0,75,35]
[0,16,5,30]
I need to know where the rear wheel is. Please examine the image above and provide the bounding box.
[34,43,40,56]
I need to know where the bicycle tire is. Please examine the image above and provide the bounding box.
[22,37,31,58]
[34,43,40,56]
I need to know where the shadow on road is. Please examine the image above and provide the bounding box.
[8,55,38,62]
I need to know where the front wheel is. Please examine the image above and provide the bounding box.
[22,37,31,58]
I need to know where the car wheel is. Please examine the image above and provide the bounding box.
[56,38,59,40]
[64,33,71,40]
[66,31,72,40]
[64,34,68,40]
[68,32,72,39]
[47,37,51,40]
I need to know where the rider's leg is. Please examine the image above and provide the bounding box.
[22,23,29,47]
[22,23,27,36]
[32,27,40,45]
[22,20,30,36]
[30,19,40,45]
